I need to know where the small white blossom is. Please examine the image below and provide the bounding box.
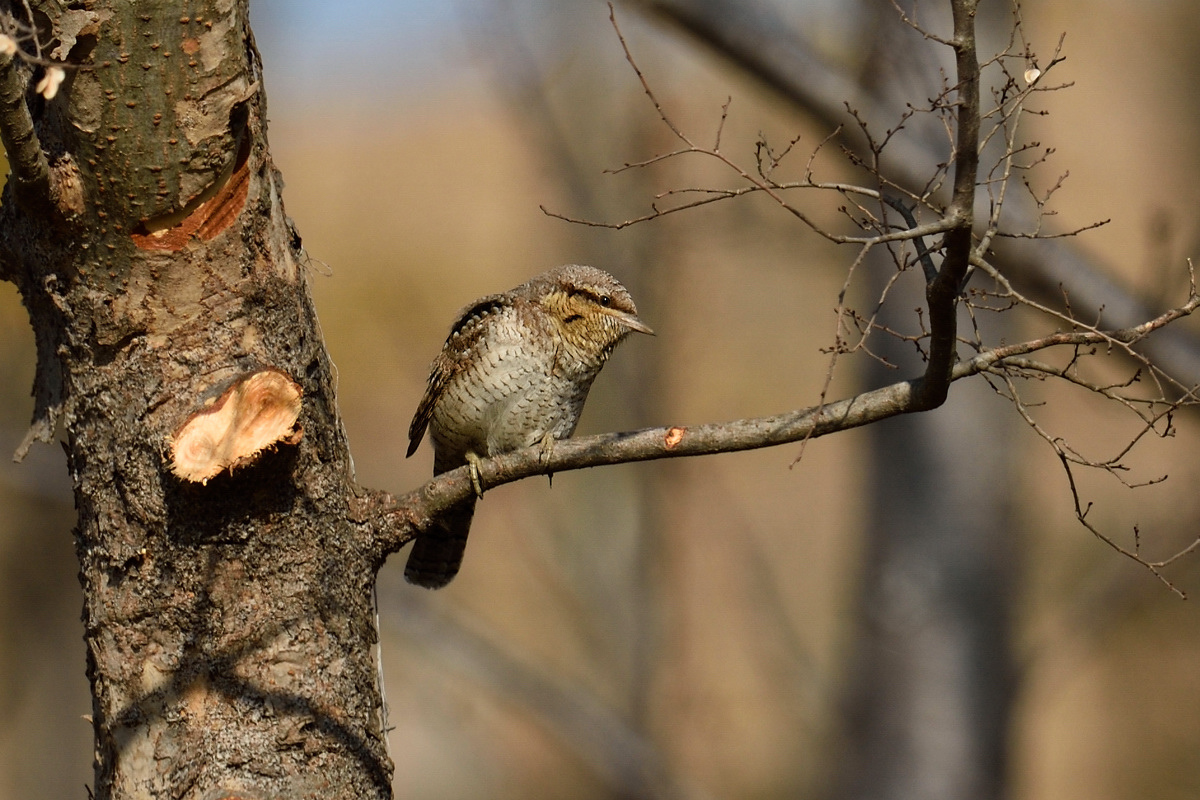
[35,66,65,100]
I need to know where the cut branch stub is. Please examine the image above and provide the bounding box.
[169,368,303,483]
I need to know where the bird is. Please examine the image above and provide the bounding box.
[404,264,653,588]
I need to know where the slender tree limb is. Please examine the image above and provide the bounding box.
[882,197,938,283]
[914,0,978,410]
[0,42,51,215]
[364,293,1198,561]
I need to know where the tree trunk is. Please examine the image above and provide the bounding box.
[831,316,1016,800]
[0,2,391,797]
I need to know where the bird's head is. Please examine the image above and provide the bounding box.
[533,265,653,358]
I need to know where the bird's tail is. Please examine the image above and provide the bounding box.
[404,496,477,589]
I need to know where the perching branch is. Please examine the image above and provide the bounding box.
[364,290,1200,563]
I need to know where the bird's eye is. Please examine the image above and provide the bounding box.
[599,295,611,307]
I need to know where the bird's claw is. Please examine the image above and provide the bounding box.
[538,432,556,464]
[539,433,557,487]
[465,451,485,499]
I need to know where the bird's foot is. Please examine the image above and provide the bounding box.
[539,433,556,487]
[538,432,557,464]
[465,451,485,499]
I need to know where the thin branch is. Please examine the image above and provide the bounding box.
[610,3,688,142]
[365,289,1198,559]
[882,196,938,283]
[0,40,50,213]
[540,7,902,245]
[983,367,1190,596]
[911,0,980,411]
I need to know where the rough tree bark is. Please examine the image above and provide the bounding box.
[0,2,391,797]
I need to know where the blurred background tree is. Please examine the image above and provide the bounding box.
[4,0,1200,798]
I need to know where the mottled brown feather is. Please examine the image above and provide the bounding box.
[406,293,508,459]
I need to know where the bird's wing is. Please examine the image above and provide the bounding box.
[406,293,509,458]
[406,366,446,457]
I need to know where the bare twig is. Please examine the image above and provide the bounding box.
[0,40,50,213]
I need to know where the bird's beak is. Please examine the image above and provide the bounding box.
[610,310,655,336]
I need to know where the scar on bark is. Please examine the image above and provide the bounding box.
[131,102,255,251]
[169,368,303,484]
